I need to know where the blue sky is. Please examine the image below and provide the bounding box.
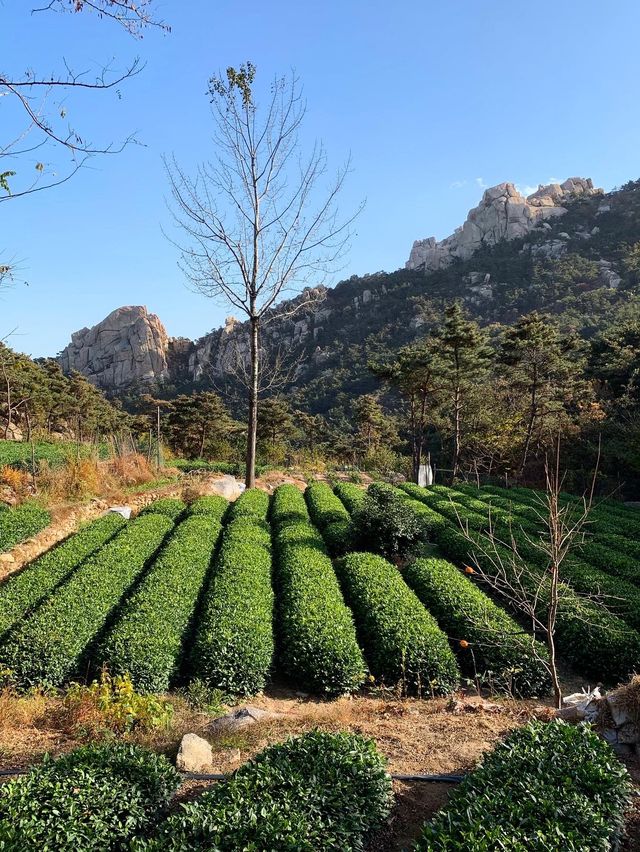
[2,0,639,357]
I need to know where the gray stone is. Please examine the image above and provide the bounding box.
[208,705,283,735]
[176,733,213,773]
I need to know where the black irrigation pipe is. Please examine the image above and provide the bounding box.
[0,767,464,784]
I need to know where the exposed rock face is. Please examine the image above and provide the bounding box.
[58,306,170,389]
[406,177,600,271]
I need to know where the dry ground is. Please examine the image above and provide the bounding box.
[1,682,615,851]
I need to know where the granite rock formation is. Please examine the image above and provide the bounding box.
[406,177,600,271]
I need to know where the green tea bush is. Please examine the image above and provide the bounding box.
[135,731,393,852]
[0,743,180,851]
[404,557,550,697]
[335,552,460,696]
[272,485,365,696]
[393,485,449,538]
[322,518,354,556]
[577,539,640,585]
[305,481,350,528]
[190,514,274,695]
[0,512,126,641]
[97,516,223,692]
[354,483,422,558]
[599,532,640,562]
[0,514,173,688]
[227,487,271,521]
[415,720,631,851]
[333,481,366,515]
[0,502,51,552]
[185,494,228,521]
[435,525,640,684]
[139,498,186,521]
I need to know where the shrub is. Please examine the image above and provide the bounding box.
[0,512,126,641]
[333,481,367,515]
[190,514,274,695]
[185,494,228,521]
[139,498,186,521]
[96,516,223,692]
[392,485,450,539]
[0,501,51,552]
[305,482,350,528]
[272,485,365,696]
[0,513,173,688]
[322,518,354,556]
[135,731,393,852]
[227,487,270,521]
[415,720,631,851]
[335,552,460,696]
[354,482,422,558]
[64,671,174,733]
[404,557,550,697]
[0,742,180,851]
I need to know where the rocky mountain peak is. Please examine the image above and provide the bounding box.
[58,305,170,389]
[406,177,601,271]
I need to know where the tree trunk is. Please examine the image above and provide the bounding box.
[520,365,538,475]
[451,383,461,482]
[245,316,260,488]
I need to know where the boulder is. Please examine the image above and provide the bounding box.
[176,733,213,773]
[208,705,283,735]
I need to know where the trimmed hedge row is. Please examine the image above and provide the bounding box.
[305,482,350,528]
[0,743,180,851]
[335,552,460,696]
[272,485,366,696]
[404,557,550,697]
[305,482,354,556]
[227,487,270,521]
[0,513,126,641]
[333,481,367,515]
[436,524,640,683]
[97,515,224,693]
[134,731,393,852]
[0,502,51,552]
[389,484,449,538]
[191,491,274,695]
[139,498,186,521]
[0,513,173,688]
[185,494,228,521]
[415,720,631,851]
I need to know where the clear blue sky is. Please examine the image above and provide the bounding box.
[2,0,639,357]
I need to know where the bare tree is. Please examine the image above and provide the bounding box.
[1,1,168,208]
[455,440,603,709]
[166,63,361,486]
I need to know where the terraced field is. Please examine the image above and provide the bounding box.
[1,481,639,697]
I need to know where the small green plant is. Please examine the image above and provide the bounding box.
[182,678,226,715]
[65,670,173,733]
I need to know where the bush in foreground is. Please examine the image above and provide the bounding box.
[335,552,460,696]
[415,721,631,851]
[0,743,180,851]
[135,731,393,852]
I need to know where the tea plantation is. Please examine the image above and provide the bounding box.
[1,481,640,695]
